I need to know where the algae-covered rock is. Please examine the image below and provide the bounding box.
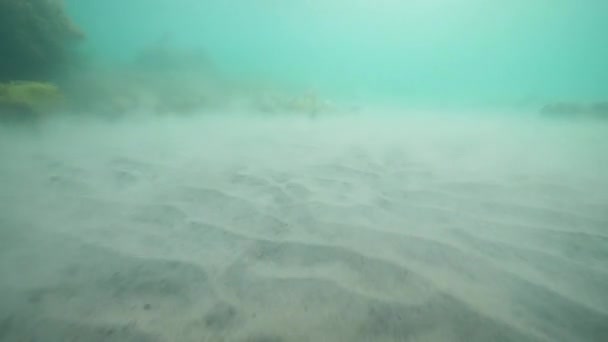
[0,81,63,120]
[540,101,608,119]
[539,102,586,116]
[590,102,608,117]
[0,0,84,81]
[253,91,334,117]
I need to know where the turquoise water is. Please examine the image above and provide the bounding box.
[1,2,608,342]
[65,0,608,105]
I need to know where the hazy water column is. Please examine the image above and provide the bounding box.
[64,0,608,104]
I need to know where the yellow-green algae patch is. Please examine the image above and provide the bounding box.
[0,81,63,120]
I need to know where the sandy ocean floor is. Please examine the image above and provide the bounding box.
[1,110,607,342]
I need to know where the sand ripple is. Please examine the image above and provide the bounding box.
[1,114,607,341]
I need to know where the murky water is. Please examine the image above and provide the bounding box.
[1,1,607,341]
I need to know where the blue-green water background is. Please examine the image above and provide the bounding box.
[64,0,608,106]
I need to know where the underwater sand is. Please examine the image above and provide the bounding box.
[1,109,607,341]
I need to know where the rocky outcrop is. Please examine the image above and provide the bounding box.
[0,0,84,82]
